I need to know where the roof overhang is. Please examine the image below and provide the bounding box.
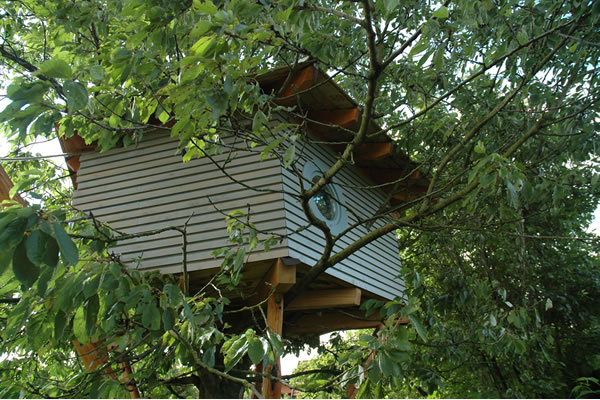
[60,62,428,202]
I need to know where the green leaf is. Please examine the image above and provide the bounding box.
[433,6,449,19]
[247,336,265,365]
[191,20,214,37]
[267,330,284,355]
[252,110,269,135]
[83,274,102,298]
[25,230,47,265]
[191,36,217,58]
[85,294,100,335]
[283,142,296,168]
[378,352,394,377]
[164,283,183,305]
[54,311,68,342]
[480,173,496,186]
[7,81,50,103]
[52,222,79,267]
[409,40,429,57]
[12,239,40,289]
[408,315,427,343]
[142,302,161,330]
[383,0,400,14]
[73,306,89,343]
[36,266,53,296]
[202,346,216,367]
[43,235,59,268]
[193,0,218,14]
[260,136,285,161]
[88,65,105,81]
[205,90,228,121]
[36,59,72,80]
[63,81,89,112]
[0,216,28,250]
[474,141,486,154]
[162,307,176,330]
[223,335,248,372]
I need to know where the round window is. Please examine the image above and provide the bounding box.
[303,161,348,236]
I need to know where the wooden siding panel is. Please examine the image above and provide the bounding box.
[73,133,288,274]
[279,130,405,300]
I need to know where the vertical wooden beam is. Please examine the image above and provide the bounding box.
[262,292,284,398]
[255,258,296,399]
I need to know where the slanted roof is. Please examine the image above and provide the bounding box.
[255,61,428,203]
[60,62,428,202]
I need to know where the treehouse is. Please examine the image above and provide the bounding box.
[61,61,426,342]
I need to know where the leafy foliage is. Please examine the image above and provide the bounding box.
[1,0,599,398]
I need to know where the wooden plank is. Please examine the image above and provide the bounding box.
[255,258,296,301]
[286,288,361,311]
[309,108,360,128]
[275,65,317,105]
[257,259,296,399]
[286,311,384,335]
[262,292,284,398]
[355,142,393,161]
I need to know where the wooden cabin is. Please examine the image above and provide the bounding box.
[61,61,427,340]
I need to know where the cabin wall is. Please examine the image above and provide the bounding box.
[72,132,289,275]
[279,130,405,300]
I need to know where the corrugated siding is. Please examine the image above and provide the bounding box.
[279,133,405,300]
[72,133,289,275]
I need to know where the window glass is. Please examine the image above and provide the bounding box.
[302,161,348,236]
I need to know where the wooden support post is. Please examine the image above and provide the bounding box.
[262,292,284,399]
[253,258,296,399]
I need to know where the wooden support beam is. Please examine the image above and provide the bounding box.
[255,258,296,302]
[262,292,284,399]
[355,142,393,161]
[286,310,384,335]
[328,142,393,162]
[286,288,361,311]
[365,168,423,186]
[275,65,317,105]
[256,259,296,399]
[309,107,360,128]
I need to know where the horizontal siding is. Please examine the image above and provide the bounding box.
[278,123,405,300]
[73,132,288,275]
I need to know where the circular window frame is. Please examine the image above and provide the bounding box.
[303,160,348,236]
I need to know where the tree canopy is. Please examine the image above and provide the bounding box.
[1,0,599,398]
